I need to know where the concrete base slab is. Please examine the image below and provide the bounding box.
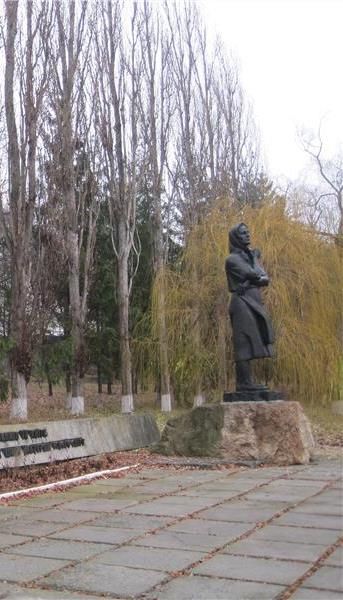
[0,413,160,469]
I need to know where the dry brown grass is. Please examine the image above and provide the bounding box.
[0,380,161,425]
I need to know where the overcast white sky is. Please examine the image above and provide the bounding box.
[199,0,343,184]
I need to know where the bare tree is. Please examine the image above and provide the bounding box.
[139,1,173,411]
[2,1,50,420]
[45,1,99,414]
[301,129,343,243]
[95,0,142,413]
[213,49,260,204]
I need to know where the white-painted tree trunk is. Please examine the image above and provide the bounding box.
[66,391,72,411]
[193,393,205,407]
[121,394,134,414]
[70,376,84,416]
[161,393,172,412]
[71,396,84,415]
[118,221,134,415]
[10,372,28,421]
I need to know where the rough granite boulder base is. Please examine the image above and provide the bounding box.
[156,401,314,465]
[153,404,224,457]
[220,400,314,465]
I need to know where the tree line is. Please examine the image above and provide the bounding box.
[0,0,265,421]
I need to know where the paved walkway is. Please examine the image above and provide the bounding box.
[0,457,342,599]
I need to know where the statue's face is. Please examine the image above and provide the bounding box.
[237,224,250,247]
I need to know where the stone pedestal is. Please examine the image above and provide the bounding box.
[221,400,314,465]
[155,401,315,466]
[223,389,283,402]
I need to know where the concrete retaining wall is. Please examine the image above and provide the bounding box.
[0,413,160,469]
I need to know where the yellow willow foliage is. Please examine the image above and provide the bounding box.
[134,200,342,406]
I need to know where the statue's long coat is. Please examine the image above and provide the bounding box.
[225,248,274,361]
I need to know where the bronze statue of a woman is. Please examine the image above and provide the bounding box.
[225,223,275,393]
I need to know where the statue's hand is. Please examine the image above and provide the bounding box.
[257,275,269,287]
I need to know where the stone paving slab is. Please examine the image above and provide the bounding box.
[147,575,284,599]
[8,538,111,560]
[196,502,286,522]
[160,471,228,483]
[192,553,309,585]
[243,490,322,503]
[19,508,98,524]
[0,506,39,521]
[126,481,187,494]
[91,544,204,571]
[177,487,245,499]
[166,518,251,538]
[8,492,78,508]
[0,519,68,537]
[49,524,138,545]
[64,482,134,495]
[180,480,258,493]
[0,533,32,549]
[263,478,327,488]
[223,538,329,562]
[146,494,219,509]
[58,496,141,512]
[121,499,202,517]
[306,490,343,505]
[290,586,343,599]
[273,511,342,530]
[0,458,341,600]
[0,553,70,583]
[0,583,106,599]
[324,546,343,567]
[249,524,341,545]
[287,468,342,481]
[292,502,342,516]
[42,562,167,597]
[133,530,231,551]
[90,512,173,530]
[301,565,342,593]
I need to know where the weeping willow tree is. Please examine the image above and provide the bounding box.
[134,200,342,407]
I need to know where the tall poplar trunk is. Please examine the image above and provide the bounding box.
[5,1,28,420]
[142,1,172,411]
[54,2,92,415]
[118,220,133,413]
[67,227,85,415]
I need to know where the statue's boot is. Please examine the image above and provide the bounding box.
[235,361,268,392]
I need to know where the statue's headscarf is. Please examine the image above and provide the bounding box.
[229,223,250,252]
